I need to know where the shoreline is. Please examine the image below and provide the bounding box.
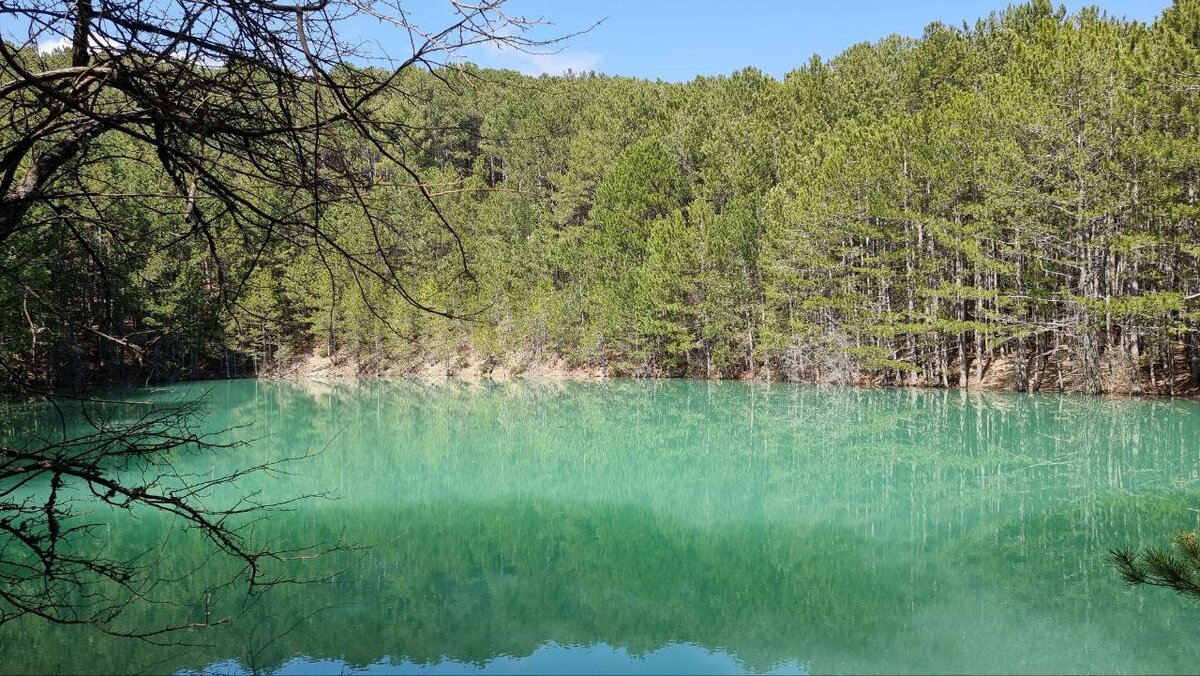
[258,351,1200,399]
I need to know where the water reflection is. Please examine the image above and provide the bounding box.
[190,642,808,675]
[2,380,1199,674]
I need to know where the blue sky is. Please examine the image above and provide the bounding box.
[446,0,1170,81]
[18,1,1169,80]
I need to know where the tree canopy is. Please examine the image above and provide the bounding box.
[4,1,1200,395]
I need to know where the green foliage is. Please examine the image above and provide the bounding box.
[1110,531,1200,600]
[4,2,1200,392]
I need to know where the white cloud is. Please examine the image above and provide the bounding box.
[36,36,71,55]
[466,42,602,76]
[36,33,221,67]
[518,49,603,76]
[37,33,124,55]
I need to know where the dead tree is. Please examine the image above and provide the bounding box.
[0,0,574,636]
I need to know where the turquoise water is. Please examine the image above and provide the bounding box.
[1,379,1199,674]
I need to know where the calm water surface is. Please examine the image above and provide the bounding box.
[2,379,1199,674]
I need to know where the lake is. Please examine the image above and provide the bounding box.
[2,379,1199,674]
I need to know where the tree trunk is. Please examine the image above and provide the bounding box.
[1188,325,1200,390]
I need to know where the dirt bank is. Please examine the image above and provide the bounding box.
[260,347,1199,398]
[262,350,607,383]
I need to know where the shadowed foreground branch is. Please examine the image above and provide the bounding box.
[0,394,344,640]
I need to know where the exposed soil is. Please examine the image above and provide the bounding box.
[261,350,606,383]
[260,346,1199,398]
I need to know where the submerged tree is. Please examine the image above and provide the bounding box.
[0,0,574,636]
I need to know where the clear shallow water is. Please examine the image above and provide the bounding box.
[2,379,1199,674]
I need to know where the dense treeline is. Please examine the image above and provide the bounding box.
[3,0,1200,394]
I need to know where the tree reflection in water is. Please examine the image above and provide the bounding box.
[2,379,1198,674]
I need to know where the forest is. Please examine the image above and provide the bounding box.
[3,0,1199,396]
